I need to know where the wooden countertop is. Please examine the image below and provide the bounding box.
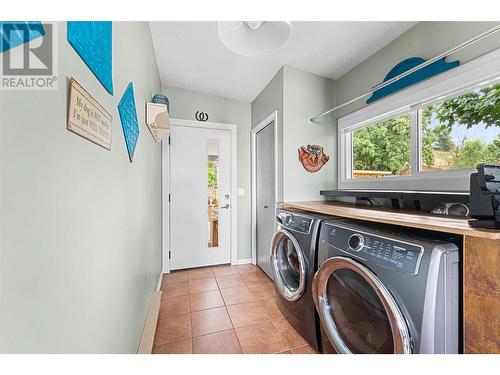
[282,201,500,240]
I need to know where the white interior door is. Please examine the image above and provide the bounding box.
[170,125,232,270]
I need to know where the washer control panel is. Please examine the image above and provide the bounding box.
[276,211,313,234]
[324,224,424,275]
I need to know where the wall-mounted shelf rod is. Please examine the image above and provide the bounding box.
[309,24,500,123]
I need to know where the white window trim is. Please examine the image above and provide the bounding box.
[338,48,500,191]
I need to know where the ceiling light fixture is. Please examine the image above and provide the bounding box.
[243,21,265,31]
[217,21,291,56]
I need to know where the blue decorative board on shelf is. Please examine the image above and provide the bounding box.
[366,57,459,104]
[0,21,44,52]
[118,82,140,162]
[67,21,113,95]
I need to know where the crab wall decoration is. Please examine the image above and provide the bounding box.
[298,144,330,173]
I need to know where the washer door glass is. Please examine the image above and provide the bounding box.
[271,230,306,301]
[313,256,411,354]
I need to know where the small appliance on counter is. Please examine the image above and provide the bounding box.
[469,164,500,229]
[430,202,469,217]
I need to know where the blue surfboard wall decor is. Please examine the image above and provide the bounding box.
[67,21,113,95]
[366,57,459,104]
[118,82,140,162]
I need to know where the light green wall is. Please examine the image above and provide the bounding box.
[162,86,252,260]
[251,68,284,201]
[0,22,162,353]
[251,68,284,128]
[282,66,336,201]
[250,66,336,203]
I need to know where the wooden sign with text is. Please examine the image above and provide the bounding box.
[67,78,112,150]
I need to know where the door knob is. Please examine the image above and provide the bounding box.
[264,205,269,208]
[221,204,230,209]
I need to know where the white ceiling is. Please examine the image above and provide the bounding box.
[150,21,417,102]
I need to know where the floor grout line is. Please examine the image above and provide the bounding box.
[270,317,292,350]
[223,305,244,354]
[275,349,292,354]
[232,322,245,353]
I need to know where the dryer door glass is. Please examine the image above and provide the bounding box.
[327,268,393,353]
[313,257,411,354]
[271,230,306,302]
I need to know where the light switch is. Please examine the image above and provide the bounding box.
[237,188,245,196]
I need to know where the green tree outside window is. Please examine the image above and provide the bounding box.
[352,83,500,175]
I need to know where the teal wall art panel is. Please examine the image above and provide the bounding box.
[118,82,140,162]
[67,21,113,94]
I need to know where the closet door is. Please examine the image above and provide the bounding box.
[255,121,275,279]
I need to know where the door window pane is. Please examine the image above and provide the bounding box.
[208,140,219,248]
[352,113,412,179]
[421,82,500,171]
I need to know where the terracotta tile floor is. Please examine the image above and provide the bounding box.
[153,264,319,354]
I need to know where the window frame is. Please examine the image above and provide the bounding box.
[338,48,500,191]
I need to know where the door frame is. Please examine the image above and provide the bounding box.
[251,111,279,265]
[162,118,238,273]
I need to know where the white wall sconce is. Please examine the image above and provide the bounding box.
[146,102,170,142]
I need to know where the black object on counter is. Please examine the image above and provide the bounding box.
[320,189,469,210]
[469,164,500,229]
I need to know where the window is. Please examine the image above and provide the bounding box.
[352,113,412,179]
[208,140,219,248]
[338,49,500,191]
[420,84,500,171]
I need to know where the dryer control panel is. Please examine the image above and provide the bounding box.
[323,224,424,275]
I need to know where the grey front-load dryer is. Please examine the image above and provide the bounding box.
[312,219,460,354]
